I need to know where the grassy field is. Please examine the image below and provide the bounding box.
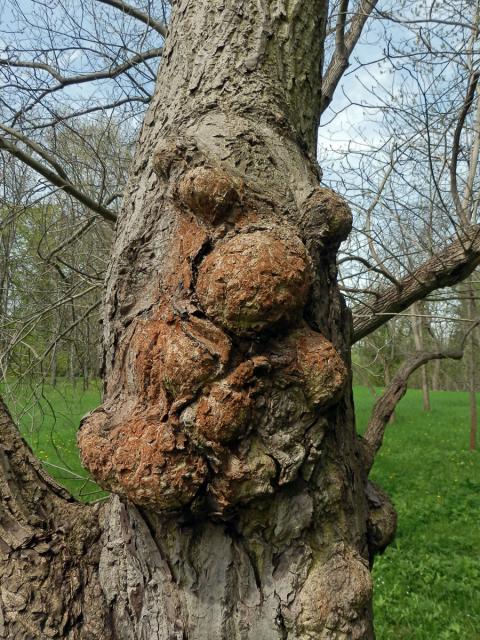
[1,379,106,501]
[2,381,479,639]
[355,387,480,640]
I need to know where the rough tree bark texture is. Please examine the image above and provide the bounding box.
[1,2,396,638]
[0,399,110,639]
[361,349,463,471]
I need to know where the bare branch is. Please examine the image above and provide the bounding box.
[45,218,97,261]
[94,0,168,37]
[0,124,69,181]
[0,47,163,95]
[376,11,477,31]
[451,72,480,225]
[336,0,350,58]
[30,96,151,131]
[321,0,379,114]
[352,224,480,342]
[0,135,117,223]
[361,347,464,470]
[0,395,75,538]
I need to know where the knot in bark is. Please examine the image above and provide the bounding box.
[300,186,352,244]
[78,170,351,517]
[177,166,241,224]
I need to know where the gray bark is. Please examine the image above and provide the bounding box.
[352,223,480,343]
[410,303,431,411]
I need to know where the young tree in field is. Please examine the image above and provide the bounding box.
[1,1,403,638]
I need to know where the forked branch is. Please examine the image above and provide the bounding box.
[0,135,117,222]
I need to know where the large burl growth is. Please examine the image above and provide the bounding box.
[79,165,349,515]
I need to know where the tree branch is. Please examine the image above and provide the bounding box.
[352,224,480,342]
[361,348,464,471]
[0,124,69,181]
[0,135,117,223]
[0,47,163,91]
[94,0,168,37]
[450,72,480,225]
[376,11,477,30]
[44,218,97,262]
[30,96,151,131]
[0,396,110,636]
[0,396,74,549]
[321,0,379,114]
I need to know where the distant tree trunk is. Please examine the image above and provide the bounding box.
[82,361,89,391]
[410,303,431,411]
[68,341,75,385]
[0,2,395,638]
[50,346,58,387]
[50,316,62,388]
[0,217,15,370]
[382,363,395,424]
[467,283,477,450]
[432,358,441,391]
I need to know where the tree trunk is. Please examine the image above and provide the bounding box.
[410,303,431,411]
[382,360,395,424]
[69,341,75,386]
[0,217,15,370]
[467,283,477,450]
[431,358,441,391]
[0,3,395,638]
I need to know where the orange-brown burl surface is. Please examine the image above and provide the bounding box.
[78,166,349,515]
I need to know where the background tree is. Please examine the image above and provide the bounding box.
[326,0,480,446]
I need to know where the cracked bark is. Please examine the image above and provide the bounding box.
[0,399,110,639]
[1,2,392,638]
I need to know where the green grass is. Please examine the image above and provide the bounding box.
[355,387,480,640]
[2,381,479,638]
[1,379,105,501]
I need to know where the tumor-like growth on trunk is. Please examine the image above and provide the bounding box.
[78,162,348,515]
[195,228,312,334]
[300,186,353,244]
